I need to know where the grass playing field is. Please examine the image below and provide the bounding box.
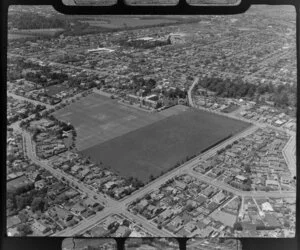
[80,106,250,183]
[54,93,167,151]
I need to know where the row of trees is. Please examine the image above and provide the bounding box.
[162,87,187,99]
[7,187,48,214]
[8,12,69,30]
[198,77,296,108]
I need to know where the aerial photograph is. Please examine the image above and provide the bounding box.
[6,4,296,238]
[125,238,179,250]
[62,238,117,250]
[187,238,241,250]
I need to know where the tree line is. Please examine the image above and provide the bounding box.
[8,12,69,30]
[197,76,296,108]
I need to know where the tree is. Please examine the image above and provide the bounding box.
[122,219,130,227]
[31,197,47,212]
[233,222,242,231]
[18,211,29,223]
[15,196,31,211]
[245,165,251,173]
[17,224,32,236]
[149,175,155,181]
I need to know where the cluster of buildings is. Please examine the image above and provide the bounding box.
[6,7,296,239]
[7,129,26,181]
[129,174,236,237]
[7,130,104,236]
[7,96,45,125]
[252,50,296,84]
[25,118,69,158]
[48,149,141,200]
[239,105,296,131]
[8,10,296,122]
[193,90,240,114]
[7,56,102,106]
[84,214,151,237]
[195,128,295,192]
[236,196,295,237]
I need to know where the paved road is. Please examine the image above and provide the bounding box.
[54,207,113,237]
[23,129,171,237]
[12,99,296,237]
[282,135,297,177]
[10,84,295,237]
[24,131,117,207]
[54,207,173,237]
[21,122,260,237]
[187,77,199,107]
[190,170,295,199]
[8,92,53,109]
[193,99,295,136]
[119,124,258,207]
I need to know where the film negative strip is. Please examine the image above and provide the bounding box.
[1,0,299,250]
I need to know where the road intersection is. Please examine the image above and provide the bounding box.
[18,117,295,237]
[7,75,296,237]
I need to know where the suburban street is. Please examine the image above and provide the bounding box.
[187,76,199,107]
[17,112,295,237]
[7,92,53,109]
[8,84,295,237]
[283,135,297,177]
[5,7,297,241]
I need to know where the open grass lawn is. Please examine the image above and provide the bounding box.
[45,83,70,96]
[53,93,166,151]
[81,107,249,183]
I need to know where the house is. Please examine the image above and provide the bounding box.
[212,192,227,204]
[281,176,291,185]
[34,179,46,190]
[115,225,131,237]
[235,175,247,183]
[71,165,81,173]
[169,216,183,228]
[147,204,157,215]
[261,202,274,212]
[158,209,173,221]
[49,206,72,221]
[195,195,207,205]
[202,187,215,198]
[174,180,186,190]
[104,181,117,190]
[225,152,237,158]
[198,226,214,237]
[184,221,197,233]
[61,164,70,171]
[265,179,279,188]
[31,220,50,234]
[80,169,90,178]
[71,203,87,215]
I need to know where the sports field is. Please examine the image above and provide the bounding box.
[81,107,250,183]
[54,93,169,151]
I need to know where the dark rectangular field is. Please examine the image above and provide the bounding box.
[81,108,250,183]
